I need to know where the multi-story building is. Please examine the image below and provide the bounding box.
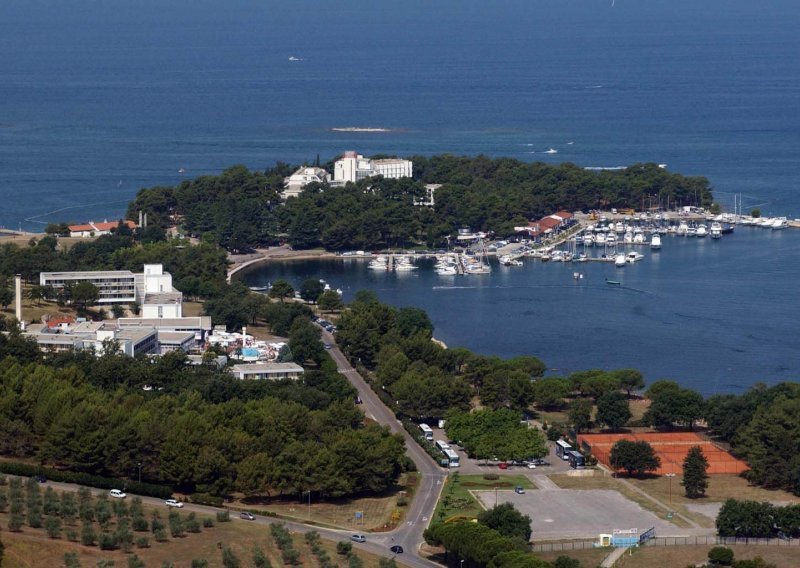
[40,264,183,317]
[333,151,412,184]
[230,362,305,381]
[282,166,330,199]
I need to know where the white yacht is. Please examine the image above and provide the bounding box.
[614,254,627,267]
[696,224,708,237]
[771,217,789,230]
[623,231,634,244]
[677,221,689,236]
[368,256,388,270]
[436,264,458,275]
[650,234,662,249]
[394,257,417,271]
[633,230,645,244]
[626,251,644,263]
[710,222,722,239]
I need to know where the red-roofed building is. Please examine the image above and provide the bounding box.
[69,220,137,238]
[514,211,575,238]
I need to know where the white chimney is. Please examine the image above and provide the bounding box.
[14,274,22,323]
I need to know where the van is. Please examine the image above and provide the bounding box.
[109,489,126,499]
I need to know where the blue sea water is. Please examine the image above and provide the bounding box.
[1,0,799,391]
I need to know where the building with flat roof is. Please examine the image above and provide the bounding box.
[23,321,159,357]
[230,362,304,381]
[282,166,330,199]
[40,264,182,317]
[117,316,213,342]
[333,151,412,184]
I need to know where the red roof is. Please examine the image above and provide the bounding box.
[538,217,561,230]
[69,220,137,232]
[553,211,574,220]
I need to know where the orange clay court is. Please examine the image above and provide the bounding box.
[578,432,749,475]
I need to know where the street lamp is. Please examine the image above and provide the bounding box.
[137,462,142,484]
[304,490,311,520]
[665,473,676,506]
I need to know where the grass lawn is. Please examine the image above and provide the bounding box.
[181,300,204,317]
[234,473,416,531]
[548,472,693,529]
[432,473,534,523]
[617,544,800,568]
[624,474,800,528]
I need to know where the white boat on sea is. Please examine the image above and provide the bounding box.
[626,251,644,263]
[368,256,388,270]
[771,217,789,230]
[677,221,689,236]
[614,254,627,267]
[394,257,417,271]
[650,234,662,249]
[710,222,722,239]
[696,224,708,237]
[436,264,458,275]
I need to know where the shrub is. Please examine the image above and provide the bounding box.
[253,546,271,568]
[45,515,62,538]
[64,552,81,568]
[709,546,735,566]
[282,549,300,565]
[66,529,78,542]
[348,555,364,568]
[190,493,224,507]
[222,547,241,568]
[8,511,24,532]
[203,518,214,528]
[99,532,118,550]
[128,555,146,568]
[132,515,149,532]
[81,521,97,546]
[337,541,353,556]
[136,536,150,548]
[27,506,43,528]
[216,510,231,522]
[154,528,168,542]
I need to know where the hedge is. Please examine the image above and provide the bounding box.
[0,462,173,499]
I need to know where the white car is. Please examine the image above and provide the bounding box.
[527,463,536,469]
[109,489,127,499]
[165,499,184,508]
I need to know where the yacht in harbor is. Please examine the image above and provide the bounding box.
[650,234,662,249]
[614,253,627,267]
[771,217,789,230]
[710,222,722,239]
[368,255,388,270]
[394,257,417,271]
[696,224,708,237]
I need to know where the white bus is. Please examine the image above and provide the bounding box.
[443,448,460,468]
[555,439,573,460]
[419,423,434,441]
[435,440,451,453]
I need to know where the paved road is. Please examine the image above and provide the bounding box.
[322,329,448,566]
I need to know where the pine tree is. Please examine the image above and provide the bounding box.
[682,445,709,498]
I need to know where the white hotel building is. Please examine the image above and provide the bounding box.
[333,151,412,184]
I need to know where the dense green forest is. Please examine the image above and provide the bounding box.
[334,291,547,420]
[0,327,406,498]
[126,156,714,251]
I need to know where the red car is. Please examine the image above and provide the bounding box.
[498,463,508,470]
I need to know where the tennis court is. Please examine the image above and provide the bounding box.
[578,432,748,475]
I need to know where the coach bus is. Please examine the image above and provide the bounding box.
[443,448,460,468]
[555,439,573,460]
[419,423,434,441]
[435,440,450,453]
[568,450,585,469]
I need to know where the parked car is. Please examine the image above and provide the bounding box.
[498,463,508,470]
[109,489,127,499]
[390,545,404,554]
[351,534,366,543]
[165,499,184,508]
[527,463,537,469]
[324,343,332,350]
[515,486,525,495]
[240,511,256,521]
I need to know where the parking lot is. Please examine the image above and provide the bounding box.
[430,427,574,477]
[474,487,676,540]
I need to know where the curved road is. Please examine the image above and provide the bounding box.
[36,331,446,568]
[322,329,447,566]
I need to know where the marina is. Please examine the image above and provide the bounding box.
[241,224,800,396]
